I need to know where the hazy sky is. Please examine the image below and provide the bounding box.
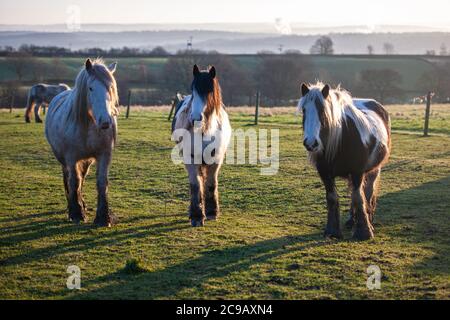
[1,0,450,27]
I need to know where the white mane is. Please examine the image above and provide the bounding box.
[299,82,386,160]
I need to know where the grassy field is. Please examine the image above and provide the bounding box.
[0,105,449,299]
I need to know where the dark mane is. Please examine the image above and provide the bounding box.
[192,68,223,130]
[192,71,215,96]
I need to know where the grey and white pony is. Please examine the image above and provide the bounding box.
[172,65,232,227]
[45,59,119,227]
[25,83,70,123]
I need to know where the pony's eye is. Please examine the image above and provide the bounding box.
[89,87,93,92]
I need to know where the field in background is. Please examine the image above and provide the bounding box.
[0,105,448,299]
[0,55,438,92]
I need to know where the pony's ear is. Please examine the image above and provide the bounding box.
[322,84,330,99]
[301,83,310,97]
[209,66,216,79]
[108,62,117,74]
[193,64,200,77]
[85,58,93,71]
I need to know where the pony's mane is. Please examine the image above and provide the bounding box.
[69,59,119,127]
[193,69,223,131]
[300,82,372,160]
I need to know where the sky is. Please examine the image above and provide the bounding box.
[1,0,450,28]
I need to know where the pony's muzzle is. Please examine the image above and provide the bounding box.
[303,138,319,152]
[98,116,112,130]
[100,122,111,130]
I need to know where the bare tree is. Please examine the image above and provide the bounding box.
[163,56,197,94]
[357,69,403,103]
[5,52,34,81]
[256,56,311,105]
[162,54,253,105]
[416,63,450,102]
[149,46,170,56]
[383,43,395,55]
[310,36,334,55]
[0,81,21,109]
[367,45,374,55]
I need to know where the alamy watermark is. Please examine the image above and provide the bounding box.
[66,265,81,290]
[366,265,381,290]
[171,125,279,176]
[66,5,81,32]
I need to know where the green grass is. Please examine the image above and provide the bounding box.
[0,106,449,299]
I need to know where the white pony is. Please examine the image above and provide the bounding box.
[172,65,232,227]
[45,59,119,227]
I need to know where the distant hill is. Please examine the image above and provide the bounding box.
[1,28,450,54]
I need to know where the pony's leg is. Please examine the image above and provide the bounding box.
[345,179,355,229]
[67,163,87,223]
[322,175,343,239]
[62,165,69,203]
[364,168,381,224]
[186,164,205,227]
[351,173,374,240]
[25,99,34,123]
[34,103,43,123]
[78,160,93,212]
[204,164,221,221]
[94,153,117,227]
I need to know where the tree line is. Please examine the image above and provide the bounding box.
[1,50,449,108]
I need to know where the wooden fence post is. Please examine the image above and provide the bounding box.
[9,93,15,113]
[255,91,260,125]
[423,92,432,137]
[126,90,131,119]
[168,96,176,121]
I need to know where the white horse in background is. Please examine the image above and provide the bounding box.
[45,59,119,227]
[172,65,232,227]
[25,83,70,123]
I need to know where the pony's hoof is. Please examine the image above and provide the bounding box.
[25,118,31,123]
[352,227,374,241]
[69,215,88,224]
[206,215,218,221]
[94,219,112,228]
[324,229,343,239]
[191,219,204,227]
[94,213,118,228]
[35,119,43,123]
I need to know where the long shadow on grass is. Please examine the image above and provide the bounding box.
[0,212,164,245]
[66,233,325,299]
[0,210,59,224]
[67,176,449,299]
[0,217,188,267]
[377,175,450,275]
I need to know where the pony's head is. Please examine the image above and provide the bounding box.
[190,64,222,128]
[298,82,347,156]
[299,83,329,153]
[74,58,119,130]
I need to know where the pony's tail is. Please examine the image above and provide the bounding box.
[24,88,34,123]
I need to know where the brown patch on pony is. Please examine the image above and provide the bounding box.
[203,77,223,132]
